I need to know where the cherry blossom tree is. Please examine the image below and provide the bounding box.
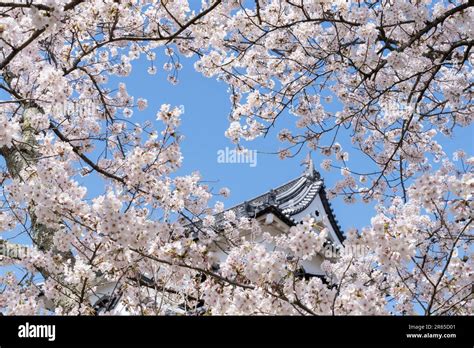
[0,0,472,315]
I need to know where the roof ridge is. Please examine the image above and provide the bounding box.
[221,174,307,213]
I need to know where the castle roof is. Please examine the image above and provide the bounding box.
[213,162,344,243]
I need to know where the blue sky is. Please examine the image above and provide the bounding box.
[114,51,473,233]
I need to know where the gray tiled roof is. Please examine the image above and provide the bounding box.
[214,168,344,242]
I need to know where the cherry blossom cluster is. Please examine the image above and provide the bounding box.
[0,0,471,316]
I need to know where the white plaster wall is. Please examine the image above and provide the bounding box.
[209,215,325,276]
[291,194,342,247]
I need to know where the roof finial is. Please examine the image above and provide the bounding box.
[301,152,315,179]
